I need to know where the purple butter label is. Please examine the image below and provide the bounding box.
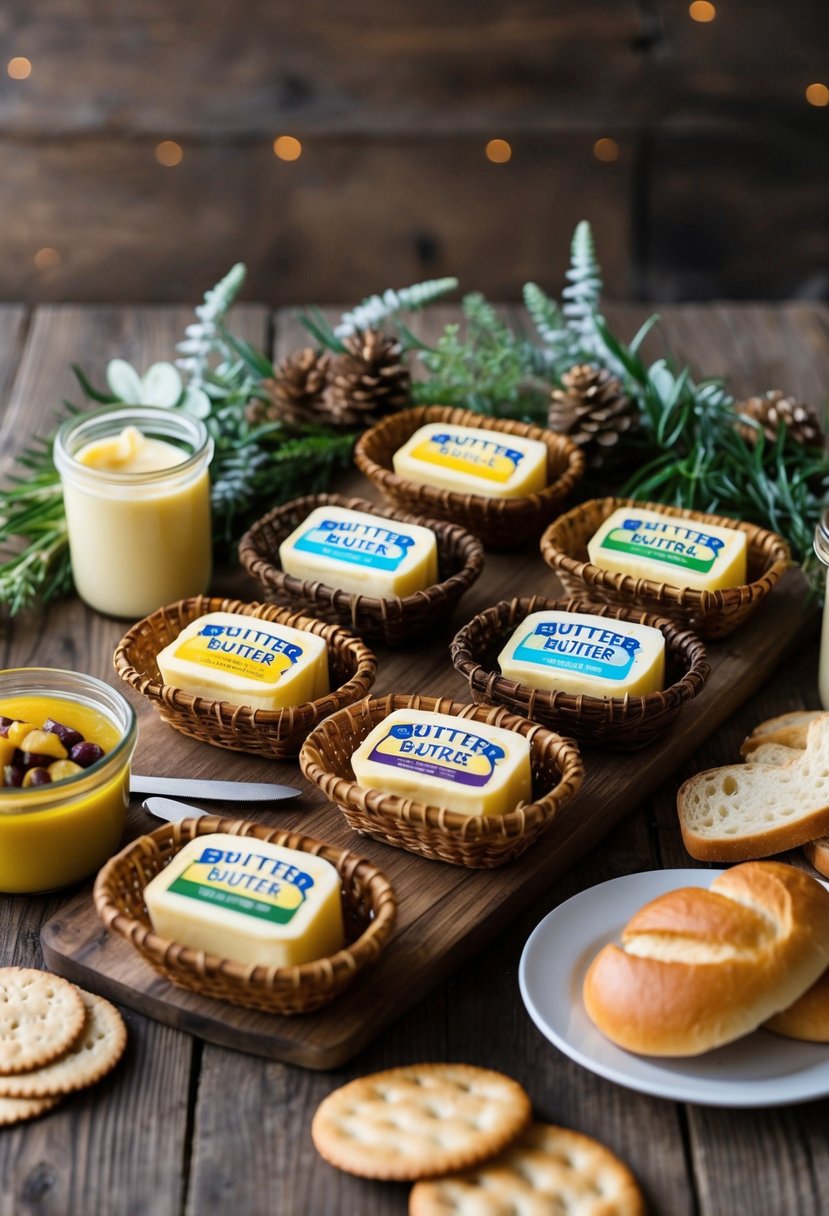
[367,721,506,787]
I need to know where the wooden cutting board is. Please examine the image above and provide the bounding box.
[42,566,816,1069]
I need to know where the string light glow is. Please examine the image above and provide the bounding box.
[689,1,716,21]
[33,248,60,271]
[155,141,183,167]
[593,138,620,162]
[273,136,302,161]
[485,139,512,164]
[806,83,829,107]
[7,57,32,80]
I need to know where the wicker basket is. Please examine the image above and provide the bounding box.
[353,406,585,550]
[93,816,397,1014]
[450,596,709,750]
[299,694,584,868]
[540,497,791,639]
[113,595,377,759]
[237,493,485,647]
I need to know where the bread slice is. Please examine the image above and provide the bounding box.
[583,862,829,1055]
[748,741,804,767]
[803,837,829,878]
[740,709,824,759]
[678,716,829,861]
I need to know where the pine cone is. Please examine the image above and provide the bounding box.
[322,329,411,429]
[735,389,824,448]
[548,364,636,467]
[246,348,331,427]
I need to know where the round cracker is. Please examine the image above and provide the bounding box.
[0,968,85,1075]
[0,990,126,1098]
[0,1094,61,1126]
[312,1063,532,1181]
[410,1123,646,1216]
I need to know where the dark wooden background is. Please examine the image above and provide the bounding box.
[0,0,826,304]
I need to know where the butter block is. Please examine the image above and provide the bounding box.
[499,609,665,698]
[143,833,345,967]
[587,507,747,592]
[392,423,547,499]
[279,505,439,598]
[351,708,532,817]
[156,611,329,710]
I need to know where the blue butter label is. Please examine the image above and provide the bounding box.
[293,518,416,572]
[512,621,640,682]
[367,721,506,787]
[600,517,725,574]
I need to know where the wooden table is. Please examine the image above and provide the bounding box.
[0,300,828,1216]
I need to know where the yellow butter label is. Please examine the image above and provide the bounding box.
[174,622,303,685]
[168,845,314,924]
[410,432,524,484]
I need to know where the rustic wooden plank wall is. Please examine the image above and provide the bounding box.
[0,0,825,304]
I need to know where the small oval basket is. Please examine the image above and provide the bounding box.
[93,816,397,1015]
[113,595,377,759]
[540,497,791,639]
[450,596,709,750]
[238,493,485,647]
[354,405,585,550]
[299,693,584,868]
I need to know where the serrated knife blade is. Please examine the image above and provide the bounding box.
[131,775,301,802]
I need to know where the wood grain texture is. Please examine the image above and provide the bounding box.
[0,303,267,1216]
[0,136,632,304]
[40,563,817,1067]
[0,301,827,1215]
[0,1,648,136]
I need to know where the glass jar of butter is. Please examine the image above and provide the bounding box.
[54,405,214,618]
[814,508,829,710]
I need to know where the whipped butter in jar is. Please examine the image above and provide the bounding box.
[54,405,213,618]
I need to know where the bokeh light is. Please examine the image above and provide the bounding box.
[155,141,183,167]
[485,139,512,164]
[273,136,302,161]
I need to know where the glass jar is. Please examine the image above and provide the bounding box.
[54,405,213,618]
[0,668,137,892]
[815,509,829,710]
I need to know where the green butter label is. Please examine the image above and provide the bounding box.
[600,518,725,574]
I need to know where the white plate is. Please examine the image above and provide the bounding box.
[519,869,829,1108]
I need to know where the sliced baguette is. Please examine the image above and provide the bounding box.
[748,741,804,767]
[740,709,824,759]
[678,716,829,861]
[803,837,829,879]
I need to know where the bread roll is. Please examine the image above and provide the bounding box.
[765,967,829,1042]
[583,862,829,1056]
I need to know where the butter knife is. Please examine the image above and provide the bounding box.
[131,775,301,802]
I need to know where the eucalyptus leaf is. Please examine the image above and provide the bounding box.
[181,385,212,418]
[140,362,182,408]
[106,359,144,404]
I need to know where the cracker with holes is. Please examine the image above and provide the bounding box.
[410,1123,646,1216]
[0,989,126,1098]
[0,968,86,1075]
[311,1063,532,1181]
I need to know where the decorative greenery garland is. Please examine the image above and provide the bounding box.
[0,223,824,615]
